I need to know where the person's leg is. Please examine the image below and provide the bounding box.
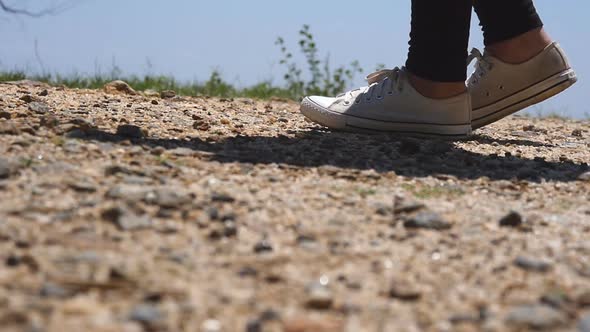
[406,0,473,98]
[299,0,474,137]
[474,0,550,63]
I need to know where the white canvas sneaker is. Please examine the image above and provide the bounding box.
[300,67,472,138]
[468,42,577,129]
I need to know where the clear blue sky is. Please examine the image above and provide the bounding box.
[0,0,587,118]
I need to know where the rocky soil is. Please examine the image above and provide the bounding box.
[0,80,589,332]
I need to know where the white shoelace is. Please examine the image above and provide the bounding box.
[467,48,493,85]
[340,67,406,103]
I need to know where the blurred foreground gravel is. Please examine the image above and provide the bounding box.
[0,80,589,331]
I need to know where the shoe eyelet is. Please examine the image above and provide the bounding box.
[499,85,504,90]
[365,98,371,102]
[344,100,350,105]
[355,99,361,104]
[486,92,491,97]
[387,91,394,95]
[376,95,383,100]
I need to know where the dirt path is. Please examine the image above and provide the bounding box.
[0,81,589,332]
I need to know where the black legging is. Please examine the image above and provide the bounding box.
[405,0,543,82]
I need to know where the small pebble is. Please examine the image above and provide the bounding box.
[305,282,333,310]
[237,266,258,278]
[404,212,451,230]
[211,192,236,203]
[20,94,34,103]
[499,211,523,227]
[514,256,553,272]
[5,255,21,267]
[389,281,422,301]
[253,240,273,253]
[245,319,262,332]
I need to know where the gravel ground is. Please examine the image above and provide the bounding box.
[0,80,589,332]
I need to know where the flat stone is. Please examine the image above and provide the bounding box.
[147,187,192,208]
[514,256,553,272]
[143,89,160,97]
[106,184,151,203]
[505,305,567,330]
[404,212,452,230]
[101,206,152,231]
[160,90,176,99]
[68,179,98,193]
[104,80,137,95]
[393,200,425,214]
[168,147,196,156]
[28,102,51,114]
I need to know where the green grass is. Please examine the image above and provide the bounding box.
[401,183,465,200]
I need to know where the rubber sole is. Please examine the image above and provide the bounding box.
[300,98,472,139]
[472,69,578,130]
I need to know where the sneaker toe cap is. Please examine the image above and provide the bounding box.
[304,96,336,109]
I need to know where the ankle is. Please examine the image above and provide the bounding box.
[486,27,552,64]
[407,72,466,99]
